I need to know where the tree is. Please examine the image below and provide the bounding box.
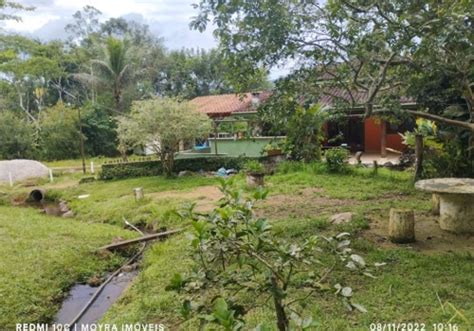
[81,104,118,157]
[65,5,102,46]
[75,37,133,114]
[154,48,270,99]
[191,0,474,132]
[117,98,212,176]
[0,0,33,22]
[38,102,82,161]
[0,111,36,159]
[0,35,67,121]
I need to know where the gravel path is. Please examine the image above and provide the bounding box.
[0,159,50,184]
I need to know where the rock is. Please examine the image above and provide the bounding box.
[383,161,394,167]
[122,263,138,272]
[87,275,102,287]
[330,212,354,224]
[58,201,69,213]
[62,210,74,218]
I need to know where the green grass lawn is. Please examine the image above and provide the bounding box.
[61,175,218,228]
[1,163,472,330]
[0,206,137,329]
[96,165,473,330]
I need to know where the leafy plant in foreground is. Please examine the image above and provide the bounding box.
[324,147,350,173]
[168,179,372,330]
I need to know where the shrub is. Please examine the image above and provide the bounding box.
[325,147,350,173]
[243,159,265,174]
[100,156,264,179]
[168,179,372,330]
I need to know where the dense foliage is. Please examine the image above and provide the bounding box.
[0,5,269,161]
[192,0,474,176]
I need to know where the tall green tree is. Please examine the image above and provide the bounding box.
[191,0,473,132]
[75,37,133,114]
[38,102,82,161]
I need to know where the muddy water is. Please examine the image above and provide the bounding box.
[25,201,63,216]
[55,271,138,326]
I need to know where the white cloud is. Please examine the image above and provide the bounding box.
[5,0,216,49]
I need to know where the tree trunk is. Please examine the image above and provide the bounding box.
[77,107,86,175]
[271,276,289,331]
[161,150,175,177]
[414,134,423,181]
[389,209,415,243]
[380,120,387,158]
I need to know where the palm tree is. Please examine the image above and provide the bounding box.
[75,37,132,113]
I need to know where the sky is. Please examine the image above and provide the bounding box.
[1,0,291,79]
[2,0,217,50]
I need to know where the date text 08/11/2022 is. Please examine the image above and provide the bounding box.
[369,323,459,331]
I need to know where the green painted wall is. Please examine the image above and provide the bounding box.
[208,137,285,157]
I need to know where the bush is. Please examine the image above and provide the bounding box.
[243,160,265,174]
[100,156,264,179]
[168,179,371,330]
[325,147,350,173]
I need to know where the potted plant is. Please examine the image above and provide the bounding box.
[263,141,283,156]
[243,160,266,187]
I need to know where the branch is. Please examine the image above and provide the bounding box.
[404,110,474,132]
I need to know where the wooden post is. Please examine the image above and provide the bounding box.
[373,160,378,175]
[133,187,144,201]
[49,169,54,182]
[380,120,387,158]
[389,209,415,243]
[213,120,218,155]
[90,161,95,174]
[414,134,424,181]
[8,172,13,187]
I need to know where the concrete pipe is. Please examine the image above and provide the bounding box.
[28,189,46,202]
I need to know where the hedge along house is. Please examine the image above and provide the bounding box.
[318,87,417,157]
[189,92,285,157]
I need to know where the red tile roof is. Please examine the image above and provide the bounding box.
[190,92,270,117]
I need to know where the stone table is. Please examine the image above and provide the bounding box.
[415,178,474,234]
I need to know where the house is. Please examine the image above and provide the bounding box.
[318,87,416,156]
[189,90,415,158]
[189,92,280,157]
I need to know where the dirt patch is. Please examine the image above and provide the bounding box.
[149,185,223,212]
[363,211,474,254]
[259,187,358,219]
